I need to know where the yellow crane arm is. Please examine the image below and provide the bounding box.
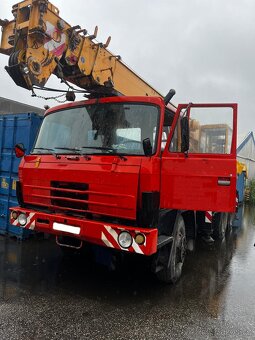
[0,0,162,97]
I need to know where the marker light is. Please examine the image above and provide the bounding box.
[18,213,27,226]
[11,211,19,220]
[135,233,145,245]
[118,231,133,249]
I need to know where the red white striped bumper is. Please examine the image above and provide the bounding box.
[10,207,158,256]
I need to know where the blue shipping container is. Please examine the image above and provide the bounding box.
[0,113,42,239]
[237,171,246,204]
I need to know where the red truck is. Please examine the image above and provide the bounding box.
[11,98,237,282]
[1,0,237,282]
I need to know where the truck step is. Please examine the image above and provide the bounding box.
[157,235,173,248]
[154,264,164,273]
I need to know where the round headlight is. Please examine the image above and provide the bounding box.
[18,213,27,226]
[118,231,133,249]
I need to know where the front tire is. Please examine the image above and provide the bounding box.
[156,215,186,283]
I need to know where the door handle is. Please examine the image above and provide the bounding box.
[218,177,231,186]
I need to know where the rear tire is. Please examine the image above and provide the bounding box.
[156,215,186,284]
[212,212,229,240]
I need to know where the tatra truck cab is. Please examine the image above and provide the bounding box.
[1,0,237,282]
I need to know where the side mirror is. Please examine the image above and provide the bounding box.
[181,117,189,153]
[14,143,25,158]
[143,138,153,157]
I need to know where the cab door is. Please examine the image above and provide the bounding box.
[160,103,237,212]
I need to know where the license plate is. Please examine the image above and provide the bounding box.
[53,222,81,235]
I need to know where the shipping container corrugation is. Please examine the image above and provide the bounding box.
[0,113,43,239]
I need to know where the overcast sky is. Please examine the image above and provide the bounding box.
[1,0,255,140]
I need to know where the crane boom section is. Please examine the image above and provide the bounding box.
[0,0,162,97]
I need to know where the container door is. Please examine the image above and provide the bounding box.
[161,103,237,212]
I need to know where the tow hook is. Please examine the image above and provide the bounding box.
[56,235,83,249]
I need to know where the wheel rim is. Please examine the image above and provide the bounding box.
[171,222,186,280]
[175,229,186,266]
[156,216,186,283]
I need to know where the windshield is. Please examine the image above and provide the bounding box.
[32,103,160,156]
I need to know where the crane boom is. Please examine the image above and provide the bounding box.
[0,0,162,98]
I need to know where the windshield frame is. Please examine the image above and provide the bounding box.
[31,100,162,157]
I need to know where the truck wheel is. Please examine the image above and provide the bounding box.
[156,215,186,284]
[212,212,229,240]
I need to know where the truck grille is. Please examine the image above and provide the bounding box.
[24,179,137,220]
[51,181,89,213]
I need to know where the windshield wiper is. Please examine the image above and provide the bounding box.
[32,147,61,159]
[80,146,116,153]
[54,147,81,154]
[33,147,56,152]
[81,146,129,160]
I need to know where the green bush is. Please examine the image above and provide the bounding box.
[247,179,255,203]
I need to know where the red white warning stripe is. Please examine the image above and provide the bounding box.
[28,218,36,230]
[101,232,114,249]
[104,225,128,252]
[131,240,144,254]
[12,218,19,226]
[11,213,36,229]
[205,211,213,223]
[101,225,144,254]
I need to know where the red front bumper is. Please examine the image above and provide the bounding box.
[10,207,158,256]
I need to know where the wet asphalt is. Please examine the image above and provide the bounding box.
[0,205,255,340]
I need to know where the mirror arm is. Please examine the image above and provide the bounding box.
[142,138,153,157]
